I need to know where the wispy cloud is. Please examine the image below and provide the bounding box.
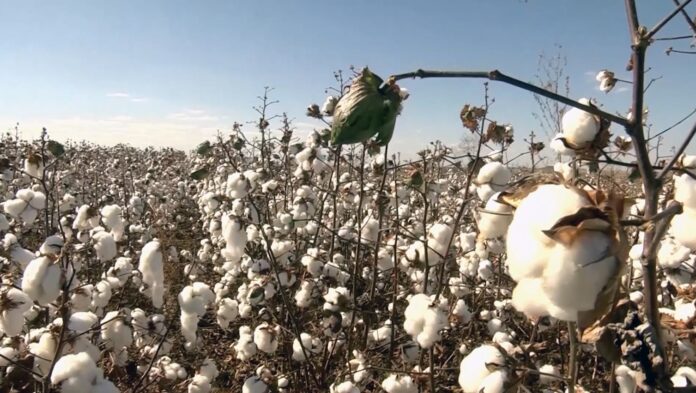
[106,92,149,103]
[168,109,219,122]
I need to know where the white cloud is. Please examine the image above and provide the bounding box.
[106,92,149,103]
[168,109,219,122]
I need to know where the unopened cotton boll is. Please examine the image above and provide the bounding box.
[561,98,599,148]
[138,239,164,308]
[459,345,506,393]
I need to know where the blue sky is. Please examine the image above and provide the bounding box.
[0,0,694,158]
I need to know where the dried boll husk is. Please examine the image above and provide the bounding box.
[331,67,404,146]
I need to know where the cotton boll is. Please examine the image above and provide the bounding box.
[554,162,576,181]
[330,381,359,393]
[550,134,576,156]
[68,312,98,335]
[506,184,590,281]
[22,256,62,306]
[538,364,561,385]
[40,235,64,255]
[3,198,28,219]
[671,208,696,250]
[359,216,379,244]
[615,365,637,393]
[674,173,696,209]
[100,205,126,241]
[216,298,239,329]
[242,376,268,393]
[0,288,33,336]
[188,374,213,393]
[381,374,417,393]
[541,231,616,320]
[477,162,511,190]
[672,367,696,387]
[478,259,494,281]
[138,239,164,308]
[51,352,98,393]
[100,311,133,365]
[657,237,691,269]
[476,184,496,203]
[234,326,258,361]
[453,299,472,323]
[253,323,279,354]
[73,205,100,231]
[561,98,599,148]
[93,231,117,262]
[292,332,322,361]
[479,370,507,393]
[0,346,18,367]
[458,345,506,393]
[477,195,513,239]
[403,294,448,348]
[221,214,247,263]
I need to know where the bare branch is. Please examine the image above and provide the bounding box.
[646,0,693,39]
[390,69,629,126]
[658,120,696,180]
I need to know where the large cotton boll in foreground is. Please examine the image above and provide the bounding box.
[674,174,696,209]
[541,231,616,321]
[561,98,599,148]
[22,256,62,306]
[506,185,590,281]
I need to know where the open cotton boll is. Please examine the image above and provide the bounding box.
[138,239,164,308]
[459,345,506,393]
[538,364,561,385]
[179,282,215,316]
[3,198,28,219]
[100,205,126,241]
[22,256,62,306]
[51,352,98,393]
[322,95,338,116]
[68,312,99,335]
[226,172,250,199]
[554,162,576,181]
[550,134,576,156]
[93,231,117,262]
[671,367,696,388]
[614,365,637,393]
[477,195,513,239]
[100,311,133,359]
[671,208,696,250]
[28,191,46,210]
[561,98,599,148]
[0,288,33,336]
[541,231,616,321]
[359,216,379,244]
[476,162,511,190]
[234,326,258,360]
[674,173,696,209]
[73,205,100,231]
[242,376,268,393]
[657,237,691,269]
[330,381,360,393]
[506,184,590,281]
[221,214,247,263]
[292,332,322,361]
[0,347,18,367]
[253,323,280,353]
[381,374,417,393]
[216,298,239,329]
[403,294,448,348]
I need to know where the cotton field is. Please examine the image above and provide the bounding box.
[0,89,695,393]
[1,2,696,390]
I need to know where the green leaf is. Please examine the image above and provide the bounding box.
[196,140,212,155]
[47,140,65,157]
[190,167,209,180]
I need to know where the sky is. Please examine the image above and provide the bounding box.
[0,0,694,159]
